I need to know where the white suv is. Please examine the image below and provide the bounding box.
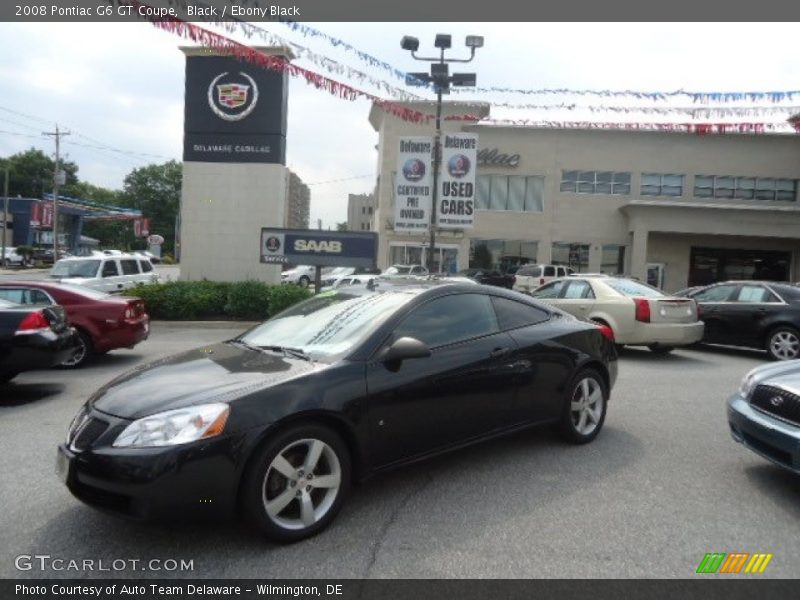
[512,264,574,293]
[50,255,160,293]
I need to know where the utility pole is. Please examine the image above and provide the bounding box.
[2,162,8,266]
[43,125,70,259]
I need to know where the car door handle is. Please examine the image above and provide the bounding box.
[490,347,512,358]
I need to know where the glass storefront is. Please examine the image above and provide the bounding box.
[552,242,590,272]
[688,247,791,286]
[469,239,538,273]
[601,244,626,275]
[389,243,460,274]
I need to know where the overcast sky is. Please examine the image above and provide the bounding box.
[0,22,798,232]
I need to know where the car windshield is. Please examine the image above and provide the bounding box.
[239,290,415,362]
[51,260,100,278]
[605,278,665,298]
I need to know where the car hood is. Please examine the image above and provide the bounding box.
[747,359,800,395]
[90,342,319,419]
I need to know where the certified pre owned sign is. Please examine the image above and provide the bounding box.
[208,72,259,122]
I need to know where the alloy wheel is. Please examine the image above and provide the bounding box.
[61,333,88,367]
[570,376,604,436]
[769,330,800,360]
[261,438,342,531]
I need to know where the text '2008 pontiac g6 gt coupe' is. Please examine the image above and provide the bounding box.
[58,282,617,542]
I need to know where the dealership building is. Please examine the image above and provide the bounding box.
[369,101,800,292]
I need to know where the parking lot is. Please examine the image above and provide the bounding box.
[1,321,798,579]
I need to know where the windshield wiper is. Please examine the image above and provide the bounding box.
[259,345,313,361]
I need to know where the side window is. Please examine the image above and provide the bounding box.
[735,285,778,303]
[0,289,27,304]
[543,266,556,277]
[563,280,595,299]
[31,290,53,305]
[393,294,499,348]
[120,259,140,275]
[139,260,153,273]
[102,260,119,278]
[557,267,567,277]
[693,284,736,303]
[530,280,565,299]
[491,296,550,330]
[340,278,353,286]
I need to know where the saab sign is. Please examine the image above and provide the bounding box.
[261,228,377,268]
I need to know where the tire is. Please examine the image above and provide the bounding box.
[298,276,310,288]
[766,326,800,361]
[560,369,608,444]
[241,424,351,543]
[648,345,675,355]
[60,330,93,368]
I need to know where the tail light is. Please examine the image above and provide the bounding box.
[596,324,615,342]
[16,310,51,333]
[124,301,143,319]
[634,297,651,323]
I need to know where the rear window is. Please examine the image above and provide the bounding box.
[491,296,550,330]
[101,261,119,277]
[543,266,556,276]
[518,266,541,277]
[139,260,153,273]
[605,279,665,298]
[120,259,140,275]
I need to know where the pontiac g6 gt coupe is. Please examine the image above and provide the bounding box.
[58,283,617,542]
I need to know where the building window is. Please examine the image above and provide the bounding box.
[601,244,626,274]
[362,206,366,214]
[641,173,684,197]
[469,239,537,272]
[475,175,544,212]
[552,242,590,272]
[694,175,797,201]
[368,206,373,214]
[561,171,630,195]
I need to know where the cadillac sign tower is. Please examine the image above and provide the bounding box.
[179,46,292,283]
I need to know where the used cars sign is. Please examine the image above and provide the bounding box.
[260,228,377,268]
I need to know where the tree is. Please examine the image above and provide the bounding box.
[121,160,182,256]
[336,222,348,231]
[74,182,135,251]
[0,148,79,199]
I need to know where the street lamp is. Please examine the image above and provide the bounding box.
[401,33,482,273]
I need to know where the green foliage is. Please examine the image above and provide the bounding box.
[268,285,313,316]
[130,281,310,321]
[160,254,175,265]
[1,148,79,199]
[15,245,34,259]
[122,161,181,256]
[224,280,273,320]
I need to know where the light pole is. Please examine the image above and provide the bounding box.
[2,161,9,266]
[401,33,482,273]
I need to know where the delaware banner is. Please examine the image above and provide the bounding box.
[394,136,433,234]
[437,133,478,229]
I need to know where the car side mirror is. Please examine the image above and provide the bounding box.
[381,336,431,363]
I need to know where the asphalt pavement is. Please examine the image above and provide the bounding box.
[1,325,799,579]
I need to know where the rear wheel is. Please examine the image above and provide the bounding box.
[241,424,351,543]
[61,330,93,368]
[766,327,800,361]
[560,369,607,444]
[298,276,310,288]
[648,345,674,355]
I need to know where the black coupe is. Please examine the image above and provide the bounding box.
[59,283,617,542]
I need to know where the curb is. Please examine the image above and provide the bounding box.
[151,320,259,329]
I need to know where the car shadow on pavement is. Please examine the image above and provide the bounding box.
[617,346,714,365]
[84,353,145,369]
[26,425,644,578]
[685,344,768,361]
[0,383,64,407]
[742,464,800,519]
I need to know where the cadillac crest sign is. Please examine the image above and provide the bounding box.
[207,72,259,122]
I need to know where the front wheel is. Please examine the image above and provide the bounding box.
[766,327,800,361]
[560,369,608,444]
[241,424,351,543]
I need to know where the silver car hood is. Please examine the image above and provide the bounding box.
[746,360,800,394]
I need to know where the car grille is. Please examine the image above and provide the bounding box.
[751,384,800,427]
[69,416,109,452]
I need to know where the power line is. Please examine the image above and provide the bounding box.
[306,173,374,186]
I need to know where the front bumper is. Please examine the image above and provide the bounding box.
[57,408,249,520]
[727,392,800,474]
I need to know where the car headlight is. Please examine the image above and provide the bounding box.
[739,370,758,400]
[113,403,230,448]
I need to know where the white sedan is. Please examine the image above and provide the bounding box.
[529,276,704,353]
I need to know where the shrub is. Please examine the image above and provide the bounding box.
[129,280,311,321]
[224,280,272,320]
[161,254,175,265]
[268,284,313,316]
